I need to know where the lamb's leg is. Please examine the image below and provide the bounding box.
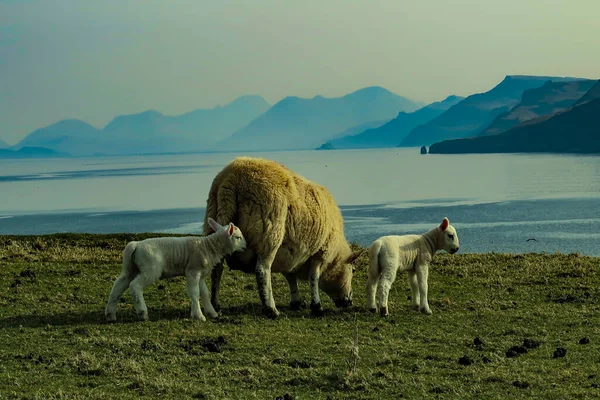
[256,254,279,319]
[376,262,398,317]
[186,271,205,321]
[199,279,219,319]
[407,270,420,311]
[308,259,324,317]
[416,263,432,315]
[284,273,305,310]
[210,260,224,313]
[105,274,132,322]
[129,273,158,321]
[366,270,379,313]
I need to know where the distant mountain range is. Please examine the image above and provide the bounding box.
[317,95,464,150]
[3,76,599,157]
[0,146,70,159]
[0,138,7,148]
[12,95,271,156]
[477,79,597,136]
[218,86,424,152]
[429,80,600,154]
[399,75,584,147]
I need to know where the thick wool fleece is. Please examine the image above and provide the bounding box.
[203,156,360,316]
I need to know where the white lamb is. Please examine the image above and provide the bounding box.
[105,218,246,322]
[366,217,459,316]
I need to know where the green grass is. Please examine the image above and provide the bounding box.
[1,234,599,399]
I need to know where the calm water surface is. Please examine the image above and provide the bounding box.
[0,148,599,255]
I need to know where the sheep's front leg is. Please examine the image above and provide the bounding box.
[210,261,224,313]
[256,255,279,319]
[186,271,205,321]
[284,273,305,310]
[308,259,324,317]
[199,279,219,319]
[416,263,432,315]
[407,270,420,311]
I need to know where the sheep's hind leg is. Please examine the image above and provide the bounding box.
[308,259,324,317]
[256,254,279,319]
[199,279,219,319]
[105,274,132,322]
[210,261,224,313]
[284,273,305,310]
[407,270,420,311]
[366,271,379,313]
[186,271,205,321]
[376,262,398,317]
[129,273,159,321]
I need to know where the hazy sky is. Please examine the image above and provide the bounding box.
[1,0,599,144]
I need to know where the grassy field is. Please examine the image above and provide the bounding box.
[0,234,599,399]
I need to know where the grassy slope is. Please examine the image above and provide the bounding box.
[1,234,599,399]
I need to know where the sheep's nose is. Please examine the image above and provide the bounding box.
[452,247,459,254]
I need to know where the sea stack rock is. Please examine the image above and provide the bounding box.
[420,146,428,155]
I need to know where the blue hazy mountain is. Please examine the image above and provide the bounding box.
[14,119,103,156]
[477,79,596,136]
[0,138,8,148]
[573,79,600,106]
[317,95,464,150]
[219,86,425,152]
[14,95,270,156]
[0,146,71,159]
[400,75,584,147]
[429,80,600,154]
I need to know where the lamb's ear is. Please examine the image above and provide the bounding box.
[208,217,221,232]
[440,217,449,231]
[227,223,235,237]
[346,250,363,264]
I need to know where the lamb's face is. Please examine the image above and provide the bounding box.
[440,218,459,254]
[207,217,247,253]
[227,224,247,253]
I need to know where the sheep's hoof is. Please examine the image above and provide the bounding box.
[411,305,420,312]
[310,302,324,317]
[289,300,306,311]
[368,308,377,314]
[211,301,221,313]
[191,314,207,322]
[137,311,149,321]
[420,307,432,315]
[263,307,280,319]
[105,314,117,323]
[379,307,388,317]
[206,311,219,319]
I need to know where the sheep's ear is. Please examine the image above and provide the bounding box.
[440,217,449,231]
[346,250,363,264]
[208,217,221,232]
[227,223,235,237]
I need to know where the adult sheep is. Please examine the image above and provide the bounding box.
[203,156,362,319]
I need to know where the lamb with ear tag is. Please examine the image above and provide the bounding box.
[366,217,459,316]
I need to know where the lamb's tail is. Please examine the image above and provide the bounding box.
[368,240,383,280]
[204,174,238,235]
[122,241,138,276]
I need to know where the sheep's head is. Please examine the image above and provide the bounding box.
[439,217,459,254]
[319,250,363,308]
[207,217,247,254]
